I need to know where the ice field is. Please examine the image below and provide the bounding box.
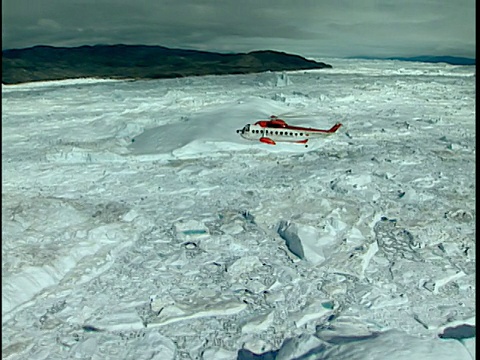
[2,58,476,359]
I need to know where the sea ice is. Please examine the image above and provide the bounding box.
[2,59,474,359]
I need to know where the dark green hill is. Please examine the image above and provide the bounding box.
[2,44,332,84]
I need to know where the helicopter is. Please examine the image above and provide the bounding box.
[236,115,342,147]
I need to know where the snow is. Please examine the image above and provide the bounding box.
[2,58,475,359]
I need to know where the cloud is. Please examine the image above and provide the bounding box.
[2,0,475,58]
[37,19,61,30]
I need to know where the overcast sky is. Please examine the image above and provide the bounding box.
[2,0,476,58]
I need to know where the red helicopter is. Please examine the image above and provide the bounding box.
[236,115,342,146]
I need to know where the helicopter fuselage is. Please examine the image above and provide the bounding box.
[236,118,342,145]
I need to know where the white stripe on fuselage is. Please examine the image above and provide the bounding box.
[240,124,325,142]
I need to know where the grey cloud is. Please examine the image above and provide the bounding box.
[2,0,475,58]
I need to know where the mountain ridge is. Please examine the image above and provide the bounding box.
[348,55,475,65]
[2,44,332,85]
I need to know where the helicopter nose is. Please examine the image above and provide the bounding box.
[236,129,241,133]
